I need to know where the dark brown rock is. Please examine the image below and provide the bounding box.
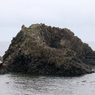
[2,24,95,76]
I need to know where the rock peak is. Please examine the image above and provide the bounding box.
[21,25,26,30]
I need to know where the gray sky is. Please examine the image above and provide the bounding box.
[0,0,95,42]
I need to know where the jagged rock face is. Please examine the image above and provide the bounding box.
[3,24,95,75]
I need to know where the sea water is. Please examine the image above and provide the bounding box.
[0,42,95,95]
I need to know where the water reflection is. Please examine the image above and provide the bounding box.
[0,73,95,95]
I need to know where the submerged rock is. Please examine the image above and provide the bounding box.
[2,24,95,76]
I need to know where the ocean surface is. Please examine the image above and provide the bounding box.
[0,42,95,95]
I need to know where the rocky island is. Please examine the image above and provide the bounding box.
[1,23,95,76]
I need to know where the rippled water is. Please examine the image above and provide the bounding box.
[0,42,95,95]
[0,73,95,95]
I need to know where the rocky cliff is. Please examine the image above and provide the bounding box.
[2,24,95,76]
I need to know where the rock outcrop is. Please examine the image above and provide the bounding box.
[0,56,8,74]
[2,24,95,76]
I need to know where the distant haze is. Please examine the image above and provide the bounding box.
[0,0,95,43]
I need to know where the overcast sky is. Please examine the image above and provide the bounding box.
[0,0,95,42]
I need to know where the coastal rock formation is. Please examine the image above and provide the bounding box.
[2,24,95,76]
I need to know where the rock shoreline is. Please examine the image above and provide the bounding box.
[1,24,95,76]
